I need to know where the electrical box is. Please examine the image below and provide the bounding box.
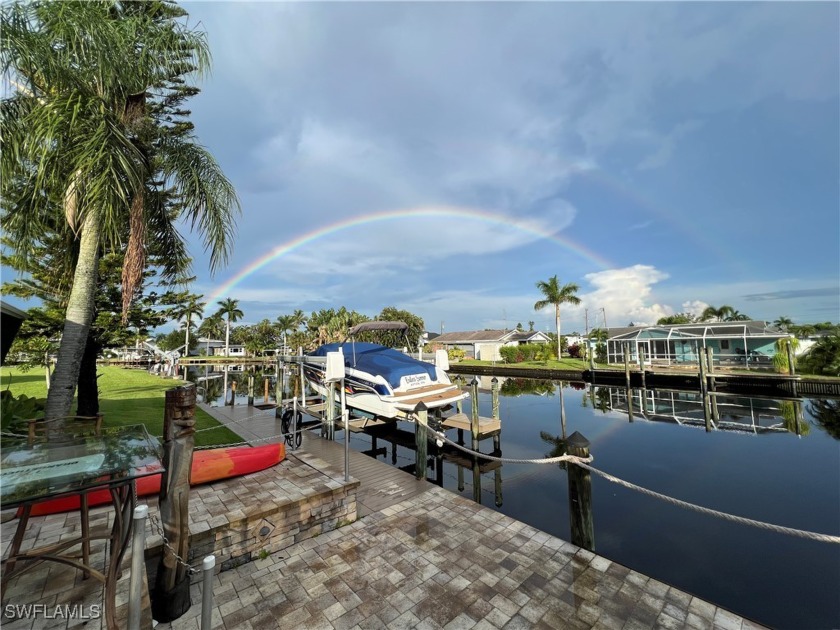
[435,349,450,371]
[325,351,345,382]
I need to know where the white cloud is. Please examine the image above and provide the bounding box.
[576,265,674,327]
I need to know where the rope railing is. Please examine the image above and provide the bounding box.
[427,426,840,545]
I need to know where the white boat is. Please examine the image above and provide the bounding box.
[302,322,468,419]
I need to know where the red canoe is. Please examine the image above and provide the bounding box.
[28,442,286,516]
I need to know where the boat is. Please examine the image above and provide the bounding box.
[302,321,468,419]
[26,442,285,516]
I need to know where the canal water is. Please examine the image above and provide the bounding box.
[193,368,840,629]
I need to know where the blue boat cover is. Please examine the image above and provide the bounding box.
[310,342,438,390]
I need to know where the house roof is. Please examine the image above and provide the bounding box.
[508,331,549,342]
[606,321,789,341]
[432,330,511,344]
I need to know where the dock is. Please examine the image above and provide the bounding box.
[179,404,767,629]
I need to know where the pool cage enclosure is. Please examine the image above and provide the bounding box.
[604,322,789,367]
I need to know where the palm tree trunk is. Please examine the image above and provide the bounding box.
[556,306,562,361]
[45,211,102,426]
[185,314,191,357]
[225,318,230,357]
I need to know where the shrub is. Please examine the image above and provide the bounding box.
[447,347,466,362]
[567,343,582,359]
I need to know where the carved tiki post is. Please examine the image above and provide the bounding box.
[152,384,196,622]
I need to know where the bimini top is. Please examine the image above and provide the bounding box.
[346,321,408,336]
[310,342,437,390]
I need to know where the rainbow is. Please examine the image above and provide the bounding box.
[206,206,616,306]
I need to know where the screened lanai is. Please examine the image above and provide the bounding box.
[606,327,700,365]
[605,321,789,367]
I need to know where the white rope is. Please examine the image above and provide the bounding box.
[430,428,840,545]
[433,429,592,465]
[575,461,840,545]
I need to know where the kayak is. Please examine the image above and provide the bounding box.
[28,442,285,516]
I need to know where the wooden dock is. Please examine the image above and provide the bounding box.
[441,412,501,437]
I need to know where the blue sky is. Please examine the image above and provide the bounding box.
[9,2,840,334]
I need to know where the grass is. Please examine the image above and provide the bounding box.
[1,366,242,447]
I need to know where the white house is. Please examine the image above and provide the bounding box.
[430,329,548,361]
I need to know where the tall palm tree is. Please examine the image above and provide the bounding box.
[700,305,735,322]
[275,314,297,352]
[534,276,581,361]
[173,295,205,357]
[1,2,239,422]
[216,298,243,356]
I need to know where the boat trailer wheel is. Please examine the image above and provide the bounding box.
[280,408,303,448]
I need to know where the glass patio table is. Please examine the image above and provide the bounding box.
[0,424,163,629]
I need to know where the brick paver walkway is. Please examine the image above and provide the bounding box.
[159,487,763,630]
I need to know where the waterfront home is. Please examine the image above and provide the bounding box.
[603,321,790,367]
[431,329,548,361]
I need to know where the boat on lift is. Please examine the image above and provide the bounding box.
[302,321,468,419]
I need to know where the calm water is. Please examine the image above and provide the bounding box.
[193,368,840,629]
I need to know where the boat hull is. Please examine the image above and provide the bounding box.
[304,363,467,419]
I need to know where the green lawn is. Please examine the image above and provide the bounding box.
[1,366,242,447]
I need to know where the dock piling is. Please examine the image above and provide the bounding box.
[624,343,631,389]
[491,377,500,420]
[639,347,647,390]
[566,431,594,551]
[247,372,254,406]
[470,378,480,452]
[415,402,428,481]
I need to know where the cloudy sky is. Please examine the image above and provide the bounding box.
[152,3,840,332]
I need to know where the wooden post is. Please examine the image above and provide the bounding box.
[566,431,594,551]
[415,402,428,481]
[589,341,595,371]
[786,339,798,397]
[264,377,269,403]
[559,382,568,439]
[639,347,647,390]
[491,377,500,420]
[275,361,282,418]
[152,384,196,622]
[623,343,631,389]
[472,457,482,505]
[247,372,254,406]
[470,378,480,452]
[494,467,502,507]
[697,344,712,432]
[706,347,716,389]
[455,376,463,414]
[298,346,305,408]
[229,379,236,406]
[626,388,634,423]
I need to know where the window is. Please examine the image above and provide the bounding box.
[720,340,730,350]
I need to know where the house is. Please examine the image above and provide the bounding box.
[603,321,790,367]
[210,343,246,357]
[430,329,548,361]
[507,330,551,345]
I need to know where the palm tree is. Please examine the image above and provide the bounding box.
[534,276,581,361]
[275,314,297,353]
[725,310,751,322]
[173,295,205,357]
[700,305,735,322]
[216,298,244,357]
[774,316,794,331]
[1,2,239,422]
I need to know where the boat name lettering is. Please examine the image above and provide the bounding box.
[404,374,430,387]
